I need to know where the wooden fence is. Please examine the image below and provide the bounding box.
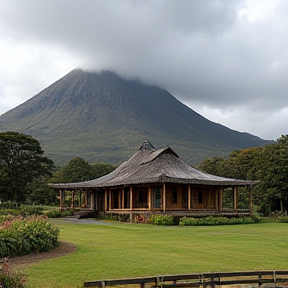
[84,270,288,288]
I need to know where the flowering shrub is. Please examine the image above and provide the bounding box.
[0,215,59,258]
[0,258,25,288]
[179,216,258,226]
[133,214,151,224]
[0,215,15,225]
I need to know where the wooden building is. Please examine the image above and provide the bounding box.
[52,140,257,218]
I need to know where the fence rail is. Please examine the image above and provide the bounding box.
[84,270,288,288]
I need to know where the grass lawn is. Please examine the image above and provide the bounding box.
[24,219,288,288]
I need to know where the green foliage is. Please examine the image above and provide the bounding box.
[51,157,115,184]
[179,216,258,226]
[0,131,54,203]
[0,202,20,210]
[25,176,58,205]
[44,209,74,218]
[0,203,44,217]
[149,214,175,225]
[197,135,288,215]
[196,156,226,176]
[0,259,25,288]
[251,135,288,215]
[276,216,288,223]
[18,205,44,216]
[0,215,59,258]
[91,163,116,178]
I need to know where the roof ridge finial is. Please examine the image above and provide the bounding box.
[139,140,155,151]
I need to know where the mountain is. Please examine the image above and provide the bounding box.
[0,69,269,165]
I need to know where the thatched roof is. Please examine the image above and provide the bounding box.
[52,140,257,190]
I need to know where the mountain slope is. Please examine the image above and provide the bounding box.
[0,69,269,165]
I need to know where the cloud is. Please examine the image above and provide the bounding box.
[0,0,287,140]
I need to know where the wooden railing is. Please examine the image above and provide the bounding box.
[84,270,288,288]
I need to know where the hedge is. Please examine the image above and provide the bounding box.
[179,216,259,226]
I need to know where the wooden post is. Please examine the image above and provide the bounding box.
[249,185,253,216]
[188,185,191,210]
[118,189,121,209]
[109,189,112,210]
[219,187,223,211]
[104,188,108,214]
[148,186,151,210]
[130,186,133,221]
[71,191,75,210]
[79,191,82,208]
[122,188,125,209]
[60,190,64,211]
[163,183,166,213]
[84,192,88,208]
[233,187,238,212]
[90,192,95,210]
[95,191,98,211]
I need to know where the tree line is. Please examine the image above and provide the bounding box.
[0,131,287,215]
[0,132,115,205]
[197,135,288,215]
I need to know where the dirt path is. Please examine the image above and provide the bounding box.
[7,241,77,269]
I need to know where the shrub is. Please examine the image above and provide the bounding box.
[149,214,175,225]
[0,209,20,217]
[277,216,288,223]
[0,202,45,217]
[179,216,258,226]
[0,202,20,210]
[19,205,44,216]
[44,209,74,218]
[0,215,15,225]
[0,258,25,288]
[0,215,60,258]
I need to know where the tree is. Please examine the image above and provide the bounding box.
[197,135,288,215]
[223,147,260,180]
[251,135,288,215]
[196,156,226,176]
[51,157,96,183]
[51,157,115,183]
[26,176,58,205]
[0,132,54,202]
[91,163,116,179]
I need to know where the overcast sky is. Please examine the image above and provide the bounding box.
[0,0,287,140]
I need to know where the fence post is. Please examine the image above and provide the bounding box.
[210,276,215,288]
[273,271,276,288]
[258,273,262,288]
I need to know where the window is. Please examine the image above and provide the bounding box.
[198,190,203,204]
[111,189,120,209]
[124,187,130,208]
[133,187,148,208]
[152,187,162,208]
[172,188,178,204]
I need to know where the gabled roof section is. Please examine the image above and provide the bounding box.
[140,146,179,165]
[52,140,257,189]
